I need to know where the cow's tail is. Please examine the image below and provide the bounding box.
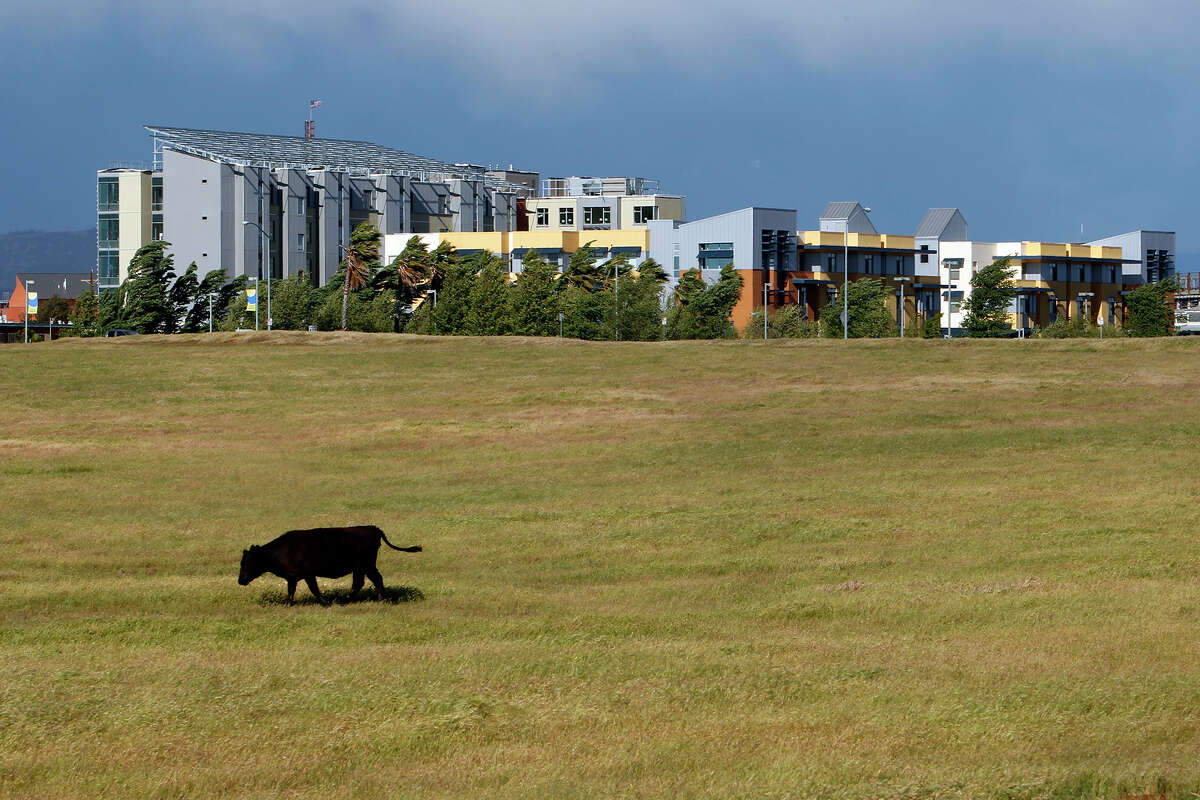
[379,531,422,553]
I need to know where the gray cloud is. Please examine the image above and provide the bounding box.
[7,0,1200,83]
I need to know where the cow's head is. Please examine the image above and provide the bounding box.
[238,545,265,586]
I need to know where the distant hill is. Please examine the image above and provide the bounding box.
[0,229,96,297]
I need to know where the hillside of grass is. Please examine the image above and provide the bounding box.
[2,333,1199,799]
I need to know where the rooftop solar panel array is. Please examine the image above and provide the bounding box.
[145,126,525,191]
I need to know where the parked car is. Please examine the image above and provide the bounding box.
[104,329,140,337]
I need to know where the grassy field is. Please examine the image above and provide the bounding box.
[2,333,1200,799]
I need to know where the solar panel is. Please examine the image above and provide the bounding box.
[145,125,522,191]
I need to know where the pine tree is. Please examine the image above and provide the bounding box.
[666,266,743,339]
[465,254,513,336]
[69,286,100,337]
[116,240,176,333]
[819,277,893,338]
[511,250,559,336]
[962,257,1017,337]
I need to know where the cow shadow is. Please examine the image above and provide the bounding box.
[257,585,425,607]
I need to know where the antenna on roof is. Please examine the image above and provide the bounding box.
[305,99,322,138]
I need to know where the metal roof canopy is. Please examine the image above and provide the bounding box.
[146,125,525,192]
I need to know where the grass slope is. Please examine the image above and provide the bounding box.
[2,333,1199,799]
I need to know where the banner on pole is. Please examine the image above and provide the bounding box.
[245,288,257,312]
[27,292,38,318]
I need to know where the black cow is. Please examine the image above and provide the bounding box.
[238,525,421,605]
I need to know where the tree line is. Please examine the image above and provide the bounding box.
[64,223,744,340]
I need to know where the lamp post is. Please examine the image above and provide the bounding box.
[208,292,217,333]
[896,276,913,337]
[247,277,259,331]
[242,221,272,330]
[763,281,771,340]
[23,279,33,343]
[944,283,957,338]
[843,207,870,339]
[430,289,438,308]
[614,259,620,341]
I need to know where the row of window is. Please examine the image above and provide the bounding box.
[532,205,655,227]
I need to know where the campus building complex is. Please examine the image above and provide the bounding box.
[98,126,533,291]
[97,124,1177,336]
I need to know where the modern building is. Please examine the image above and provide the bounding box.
[936,240,1134,333]
[98,126,531,291]
[383,229,652,274]
[524,177,684,234]
[1085,230,1175,284]
[647,207,798,325]
[649,204,935,331]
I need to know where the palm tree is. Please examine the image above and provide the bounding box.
[562,242,606,292]
[339,223,380,331]
[375,236,430,332]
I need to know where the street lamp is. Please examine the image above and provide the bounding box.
[247,277,259,331]
[614,259,620,342]
[944,283,957,338]
[763,281,772,340]
[23,279,33,343]
[242,221,272,331]
[896,276,913,337]
[844,207,870,339]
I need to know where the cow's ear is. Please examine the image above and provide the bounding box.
[250,545,260,552]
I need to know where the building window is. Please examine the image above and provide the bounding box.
[633,205,656,224]
[943,258,963,281]
[826,254,837,272]
[151,183,163,212]
[297,233,304,251]
[152,220,163,241]
[583,206,611,227]
[98,251,120,287]
[699,242,734,271]
[295,197,304,216]
[536,208,549,227]
[98,216,119,248]
[559,207,574,226]
[863,255,873,274]
[98,179,119,212]
[920,244,930,264]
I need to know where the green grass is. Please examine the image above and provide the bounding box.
[2,332,1200,799]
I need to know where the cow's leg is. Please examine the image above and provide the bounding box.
[286,579,298,605]
[366,567,386,598]
[304,576,329,606]
[350,571,365,597]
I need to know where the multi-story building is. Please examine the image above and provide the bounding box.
[1085,230,1175,284]
[650,204,936,331]
[524,177,684,234]
[937,240,1134,333]
[98,126,530,291]
[96,167,161,291]
[383,229,652,274]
